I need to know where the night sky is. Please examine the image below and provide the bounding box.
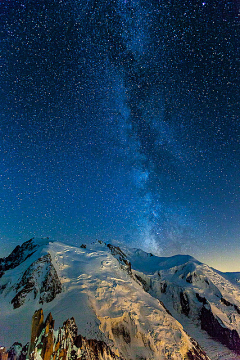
[1,0,239,271]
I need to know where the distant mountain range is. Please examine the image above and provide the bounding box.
[1,238,240,359]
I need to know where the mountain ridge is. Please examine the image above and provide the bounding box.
[1,238,240,359]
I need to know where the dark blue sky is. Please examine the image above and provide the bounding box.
[1,0,239,270]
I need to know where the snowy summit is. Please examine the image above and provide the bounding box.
[1,238,240,360]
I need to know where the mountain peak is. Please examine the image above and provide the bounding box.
[0,237,54,276]
[1,239,240,358]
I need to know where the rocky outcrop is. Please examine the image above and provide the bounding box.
[160,281,167,293]
[220,297,240,314]
[196,294,240,353]
[39,256,62,304]
[106,244,131,275]
[111,323,131,345]
[201,304,240,354]
[180,291,190,316]
[11,254,62,309]
[0,239,39,276]
[29,310,124,360]
[0,347,8,360]
[8,343,26,360]
[187,338,210,360]
[18,344,28,360]
[73,334,123,360]
[196,293,207,305]
[134,273,150,292]
[29,309,44,354]
[40,313,55,360]
[0,343,29,360]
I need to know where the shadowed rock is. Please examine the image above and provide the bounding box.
[11,254,62,309]
[201,304,240,354]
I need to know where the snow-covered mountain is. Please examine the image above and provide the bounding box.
[0,238,240,359]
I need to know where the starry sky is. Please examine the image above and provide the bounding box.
[1,0,239,271]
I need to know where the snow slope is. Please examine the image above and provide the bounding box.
[122,246,240,359]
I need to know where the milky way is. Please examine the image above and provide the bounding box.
[1,0,239,270]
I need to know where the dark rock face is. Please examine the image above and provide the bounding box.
[220,297,240,314]
[0,283,7,294]
[74,335,123,360]
[106,244,126,259]
[18,343,29,360]
[134,274,150,292]
[180,291,190,316]
[196,293,207,305]
[0,239,38,273]
[158,300,172,316]
[39,256,62,304]
[29,309,125,360]
[6,342,29,360]
[112,324,131,344]
[107,244,132,275]
[160,282,167,293]
[185,272,199,284]
[187,337,209,360]
[234,304,240,315]
[220,297,232,306]
[8,343,23,360]
[201,305,240,354]
[11,254,62,309]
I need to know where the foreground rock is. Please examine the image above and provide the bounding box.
[29,309,125,360]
